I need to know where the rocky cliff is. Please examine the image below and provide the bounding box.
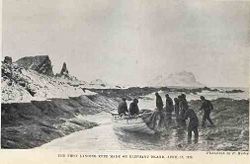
[16,55,54,76]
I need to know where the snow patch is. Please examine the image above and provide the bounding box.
[1,68,96,104]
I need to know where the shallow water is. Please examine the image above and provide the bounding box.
[39,113,177,150]
[39,89,249,151]
[38,112,230,151]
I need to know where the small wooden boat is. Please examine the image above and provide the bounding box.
[111,112,155,135]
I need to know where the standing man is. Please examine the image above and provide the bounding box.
[155,92,165,127]
[117,98,128,116]
[155,92,164,111]
[174,97,180,125]
[165,94,174,120]
[184,108,199,144]
[199,96,215,127]
[179,94,188,127]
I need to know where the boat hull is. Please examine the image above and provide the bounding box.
[112,117,155,135]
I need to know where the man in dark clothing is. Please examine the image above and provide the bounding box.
[179,94,188,127]
[129,99,139,115]
[174,97,180,124]
[199,96,215,127]
[155,92,164,111]
[184,108,199,143]
[155,92,165,127]
[118,98,128,115]
[165,94,174,120]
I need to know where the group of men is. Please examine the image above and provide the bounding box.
[117,92,215,144]
[155,92,215,143]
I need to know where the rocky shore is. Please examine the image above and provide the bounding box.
[1,55,248,150]
[1,90,248,150]
[1,95,118,149]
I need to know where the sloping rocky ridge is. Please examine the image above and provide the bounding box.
[1,55,123,104]
[1,94,118,149]
[1,56,91,103]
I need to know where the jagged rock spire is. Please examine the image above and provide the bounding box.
[60,62,69,76]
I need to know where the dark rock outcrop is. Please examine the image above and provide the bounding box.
[1,56,36,97]
[56,62,79,81]
[16,55,54,76]
[3,56,12,64]
[60,62,69,76]
[2,56,23,85]
[2,56,13,80]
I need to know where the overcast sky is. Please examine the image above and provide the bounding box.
[3,0,250,87]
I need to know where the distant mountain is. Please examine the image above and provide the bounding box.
[149,71,204,87]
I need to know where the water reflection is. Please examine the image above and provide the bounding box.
[114,128,162,150]
[175,128,186,144]
[112,124,195,151]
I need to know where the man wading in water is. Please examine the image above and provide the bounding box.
[165,94,174,122]
[179,94,188,128]
[199,96,215,127]
[155,92,165,128]
[174,97,180,126]
[184,108,199,143]
[155,92,163,111]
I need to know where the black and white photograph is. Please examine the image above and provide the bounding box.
[1,0,249,152]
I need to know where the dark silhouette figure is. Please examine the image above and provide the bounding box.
[174,97,180,125]
[155,92,163,111]
[199,96,215,127]
[165,94,174,120]
[179,94,188,127]
[129,99,140,115]
[184,108,199,143]
[118,98,128,115]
